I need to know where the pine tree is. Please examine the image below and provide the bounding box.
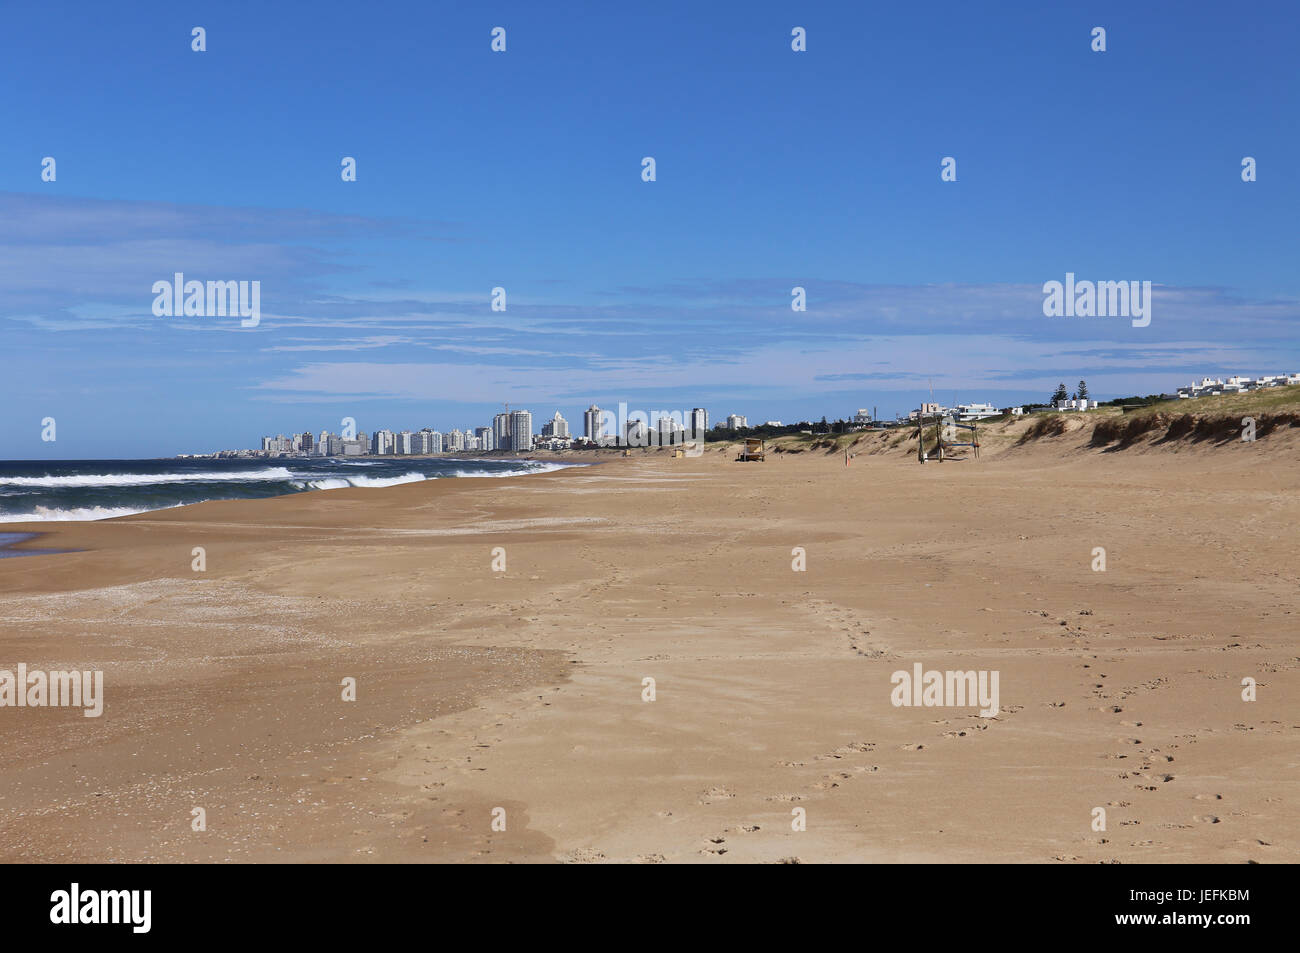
[1052,383,1069,404]
[1077,380,1089,400]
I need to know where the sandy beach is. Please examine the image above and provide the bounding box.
[1,421,1296,864]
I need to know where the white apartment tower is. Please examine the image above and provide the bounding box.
[584,405,603,442]
[493,413,512,451]
[542,411,569,438]
[509,410,532,451]
[690,408,708,437]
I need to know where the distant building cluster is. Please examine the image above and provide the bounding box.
[1177,373,1300,399]
[254,412,552,458]
[583,405,712,447]
[908,402,1008,422]
[214,409,567,458]
[204,405,722,458]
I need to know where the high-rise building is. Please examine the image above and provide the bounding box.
[541,411,569,438]
[509,410,532,452]
[690,408,708,438]
[371,429,393,455]
[584,405,603,442]
[395,431,413,455]
[657,413,684,444]
[726,414,747,429]
[493,413,512,451]
[475,426,494,451]
[412,428,440,454]
[301,432,314,453]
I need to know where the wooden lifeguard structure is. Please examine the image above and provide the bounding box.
[736,437,766,462]
[914,413,979,463]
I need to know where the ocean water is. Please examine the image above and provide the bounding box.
[0,457,584,522]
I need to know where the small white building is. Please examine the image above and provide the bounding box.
[1053,398,1098,412]
[954,402,1001,421]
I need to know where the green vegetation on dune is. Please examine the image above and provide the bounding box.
[1122,384,1300,419]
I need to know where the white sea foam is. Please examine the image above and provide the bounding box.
[0,468,295,488]
[0,504,177,522]
[347,472,428,487]
[291,472,428,490]
[442,462,579,478]
[293,478,350,491]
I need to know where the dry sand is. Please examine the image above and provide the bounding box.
[1,427,1296,863]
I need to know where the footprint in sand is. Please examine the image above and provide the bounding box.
[812,772,852,790]
[943,723,988,739]
[565,847,607,863]
[835,742,875,754]
[700,836,727,856]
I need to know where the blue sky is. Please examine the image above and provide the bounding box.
[3,0,1298,457]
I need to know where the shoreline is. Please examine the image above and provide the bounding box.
[0,457,603,559]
